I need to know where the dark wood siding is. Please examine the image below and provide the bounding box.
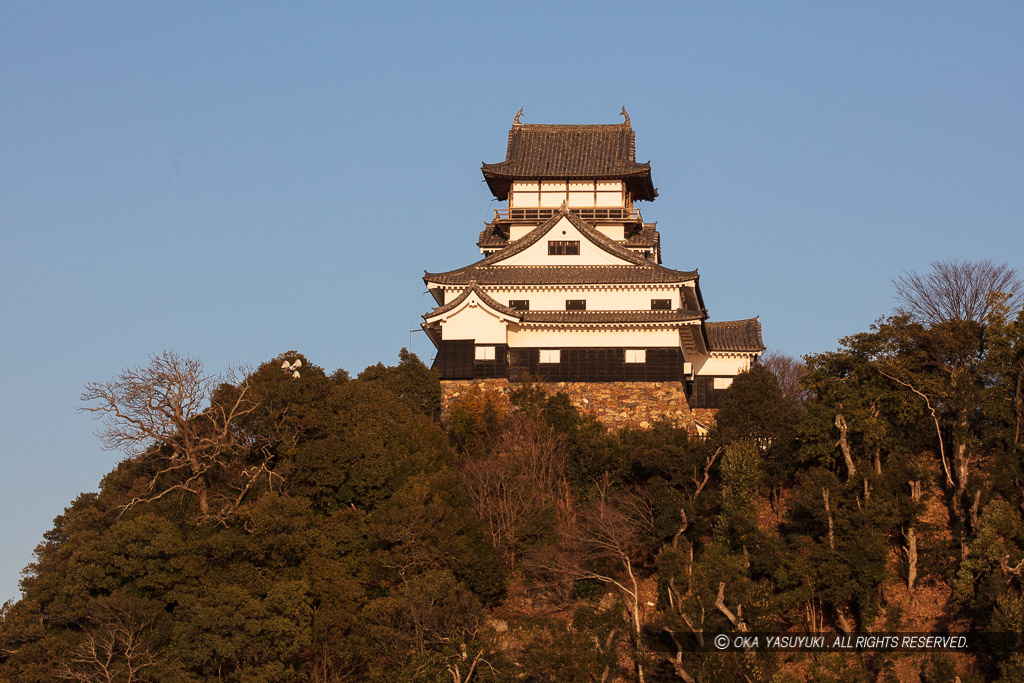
[431,340,475,379]
[473,344,509,379]
[431,341,510,380]
[688,376,730,408]
[509,347,683,382]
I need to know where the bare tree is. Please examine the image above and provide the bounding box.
[893,258,1024,325]
[759,350,808,401]
[459,416,570,568]
[54,602,157,682]
[833,413,857,481]
[822,488,835,551]
[714,582,748,632]
[80,351,275,519]
[530,479,651,683]
[904,480,922,600]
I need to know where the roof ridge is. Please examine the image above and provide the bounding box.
[707,317,761,326]
[512,122,629,129]
[423,265,699,285]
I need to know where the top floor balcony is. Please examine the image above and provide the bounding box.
[493,207,644,223]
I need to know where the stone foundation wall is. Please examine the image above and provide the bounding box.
[690,408,719,431]
[441,379,705,432]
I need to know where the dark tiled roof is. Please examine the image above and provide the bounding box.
[623,227,660,248]
[522,309,703,324]
[427,208,696,286]
[479,222,660,251]
[426,266,696,286]
[424,283,703,326]
[423,283,519,320]
[706,318,766,352]
[481,123,657,201]
[477,227,507,248]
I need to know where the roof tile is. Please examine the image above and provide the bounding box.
[481,123,656,201]
[706,318,766,352]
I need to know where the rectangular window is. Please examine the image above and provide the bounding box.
[539,349,561,364]
[565,299,586,311]
[509,300,530,311]
[625,349,646,363]
[713,377,734,390]
[474,345,496,361]
[548,240,580,255]
[651,299,672,310]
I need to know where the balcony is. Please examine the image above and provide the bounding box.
[494,207,643,222]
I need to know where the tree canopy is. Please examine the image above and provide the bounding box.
[3,261,1023,681]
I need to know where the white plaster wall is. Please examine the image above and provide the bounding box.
[483,286,681,310]
[439,303,509,344]
[508,325,681,348]
[508,224,535,240]
[695,355,753,376]
[495,216,632,267]
[597,181,623,207]
[511,192,539,208]
[540,192,565,208]
[510,222,627,242]
[509,181,537,209]
[568,191,595,207]
[509,180,626,209]
[597,224,625,240]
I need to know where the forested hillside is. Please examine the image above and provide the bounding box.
[1,262,1023,682]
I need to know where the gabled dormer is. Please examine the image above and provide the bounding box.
[490,212,636,268]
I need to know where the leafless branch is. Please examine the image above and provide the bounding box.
[662,628,696,683]
[459,416,569,568]
[834,413,856,481]
[760,350,809,401]
[528,481,649,682]
[822,488,835,551]
[79,351,268,519]
[54,603,157,682]
[893,258,1024,325]
[875,365,955,490]
[714,582,747,632]
[692,447,722,502]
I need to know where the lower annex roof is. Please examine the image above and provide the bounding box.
[706,318,766,352]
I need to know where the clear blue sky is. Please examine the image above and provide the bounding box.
[1,2,1021,603]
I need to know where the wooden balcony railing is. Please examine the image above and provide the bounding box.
[494,207,643,222]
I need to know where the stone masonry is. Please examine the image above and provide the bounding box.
[441,379,704,432]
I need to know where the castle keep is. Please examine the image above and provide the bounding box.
[422,112,764,429]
